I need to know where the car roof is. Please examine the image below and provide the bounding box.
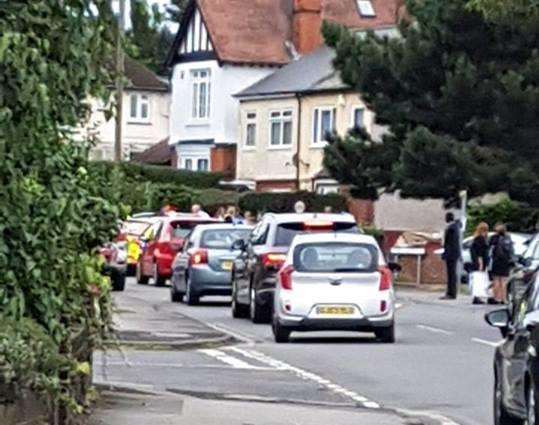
[264,213,356,224]
[162,214,221,223]
[194,223,254,231]
[290,232,377,246]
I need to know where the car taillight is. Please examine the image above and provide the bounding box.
[279,265,294,290]
[261,253,286,270]
[190,249,208,266]
[379,266,392,291]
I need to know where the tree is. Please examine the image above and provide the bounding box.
[322,0,539,207]
[467,0,539,21]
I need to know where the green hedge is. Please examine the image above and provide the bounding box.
[467,199,539,234]
[89,161,223,189]
[238,191,347,215]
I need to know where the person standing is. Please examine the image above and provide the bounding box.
[470,222,490,273]
[489,223,514,304]
[441,212,462,300]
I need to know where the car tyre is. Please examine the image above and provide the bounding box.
[170,285,184,303]
[185,276,199,306]
[495,372,525,425]
[232,289,249,318]
[250,287,271,324]
[375,324,395,343]
[136,262,149,285]
[272,319,291,343]
[153,263,167,287]
[112,273,126,292]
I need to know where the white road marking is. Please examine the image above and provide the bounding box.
[397,408,462,425]
[226,346,380,409]
[417,324,454,335]
[206,322,257,344]
[395,303,404,310]
[471,338,502,348]
[198,348,271,370]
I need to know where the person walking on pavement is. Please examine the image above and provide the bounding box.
[471,222,490,273]
[489,223,514,304]
[441,212,461,300]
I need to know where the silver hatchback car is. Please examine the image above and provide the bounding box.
[272,233,399,343]
[171,224,253,305]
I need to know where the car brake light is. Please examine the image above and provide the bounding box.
[303,221,334,232]
[261,253,286,270]
[379,266,392,291]
[190,249,208,266]
[279,265,294,290]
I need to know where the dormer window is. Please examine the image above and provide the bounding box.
[357,0,376,17]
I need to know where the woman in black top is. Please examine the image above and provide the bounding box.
[470,222,489,272]
[489,223,514,303]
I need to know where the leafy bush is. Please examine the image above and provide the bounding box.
[192,189,241,215]
[238,192,348,215]
[0,1,119,422]
[467,199,539,234]
[89,161,223,189]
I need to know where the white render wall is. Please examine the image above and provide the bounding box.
[168,60,275,156]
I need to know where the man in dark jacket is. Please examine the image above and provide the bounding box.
[441,212,461,299]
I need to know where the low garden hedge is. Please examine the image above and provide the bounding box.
[238,191,348,215]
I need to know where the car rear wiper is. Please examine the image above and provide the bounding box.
[333,268,364,272]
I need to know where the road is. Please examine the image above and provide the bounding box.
[99,278,504,425]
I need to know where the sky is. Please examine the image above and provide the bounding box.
[111,0,180,31]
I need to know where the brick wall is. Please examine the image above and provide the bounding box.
[347,198,375,227]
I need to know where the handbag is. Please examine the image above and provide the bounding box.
[469,271,491,298]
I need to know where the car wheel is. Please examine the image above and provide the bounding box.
[232,283,249,318]
[185,276,199,306]
[136,262,149,285]
[495,372,525,425]
[528,383,537,425]
[272,319,291,343]
[153,263,167,287]
[170,284,184,303]
[112,273,126,292]
[375,324,395,343]
[250,287,270,324]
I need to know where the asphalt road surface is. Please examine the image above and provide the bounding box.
[101,279,504,425]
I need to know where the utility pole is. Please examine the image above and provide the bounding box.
[114,0,126,162]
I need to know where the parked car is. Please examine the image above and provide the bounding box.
[170,224,253,305]
[231,213,360,323]
[485,269,539,425]
[506,233,539,311]
[272,233,399,343]
[119,217,160,275]
[100,241,128,291]
[136,214,220,286]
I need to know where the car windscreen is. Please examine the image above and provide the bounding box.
[170,221,214,240]
[293,242,378,273]
[274,222,358,247]
[200,229,252,249]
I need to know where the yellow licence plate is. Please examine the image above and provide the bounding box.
[221,261,233,271]
[316,306,355,315]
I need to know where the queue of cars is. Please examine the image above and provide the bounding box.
[116,211,400,343]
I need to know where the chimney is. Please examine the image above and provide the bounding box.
[293,0,323,56]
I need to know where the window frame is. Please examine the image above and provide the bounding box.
[128,93,151,123]
[351,106,365,130]
[197,158,209,172]
[312,106,336,147]
[268,109,293,149]
[244,111,257,149]
[357,0,376,17]
[190,69,211,121]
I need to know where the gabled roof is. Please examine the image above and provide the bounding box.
[168,0,402,67]
[124,57,168,91]
[131,138,173,165]
[236,46,347,98]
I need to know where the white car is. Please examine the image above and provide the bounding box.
[272,233,398,343]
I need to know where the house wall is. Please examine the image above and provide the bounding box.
[237,91,379,190]
[87,90,170,160]
[169,60,275,169]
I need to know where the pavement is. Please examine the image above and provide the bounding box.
[93,280,502,425]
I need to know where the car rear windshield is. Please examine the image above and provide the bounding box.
[293,242,378,273]
[123,220,151,237]
[170,221,213,240]
[200,229,252,249]
[274,222,358,247]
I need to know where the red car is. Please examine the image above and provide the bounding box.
[136,214,220,286]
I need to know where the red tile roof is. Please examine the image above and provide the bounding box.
[171,0,402,67]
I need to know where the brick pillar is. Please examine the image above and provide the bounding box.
[293,0,323,55]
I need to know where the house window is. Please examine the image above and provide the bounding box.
[352,107,364,129]
[357,0,376,17]
[129,94,150,122]
[197,158,209,171]
[269,110,293,147]
[245,112,257,147]
[184,159,193,170]
[313,107,336,145]
[191,69,211,120]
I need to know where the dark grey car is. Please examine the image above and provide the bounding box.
[170,224,253,305]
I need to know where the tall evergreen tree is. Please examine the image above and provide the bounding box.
[322,0,539,207]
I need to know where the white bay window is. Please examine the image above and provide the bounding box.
[191,69,211,120]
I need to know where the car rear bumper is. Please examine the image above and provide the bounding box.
[190,267,233,295]
[276,311,394,332]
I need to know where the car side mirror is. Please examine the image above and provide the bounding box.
[388,262,402,273]
[231,239,246,251]
[518,256,532,267]
[485,309,510,337]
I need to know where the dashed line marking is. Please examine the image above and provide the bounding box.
[397,408,462,425]
[226,346,380,409]
[198,348,268,370]
[417,324,454,335]
[471,337,501,348]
